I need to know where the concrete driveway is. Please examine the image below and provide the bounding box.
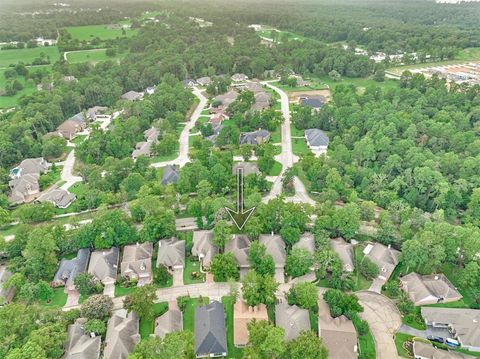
[173,268,184,287]
[60,150,82,191]
[357,291,402,359]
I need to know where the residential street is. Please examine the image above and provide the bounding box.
[151,86,208,168]
[59,150,82,191]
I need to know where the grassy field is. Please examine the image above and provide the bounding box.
[457,47,480,61]
[139,302,169,339]
[0,46,60,67]
[66,25,138,41]
[222,296,244,358]
[0,69,37,108]
[314,76,400,91]
[66,49,124,64]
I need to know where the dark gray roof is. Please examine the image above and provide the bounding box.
[63,320,101,359]
[239,129,270,145]
[301,97,324,109]
[162,165,179,185]
[195,301,227,357]
[69,112,86,125]
[53,248,90,289]
[305,129,329,147]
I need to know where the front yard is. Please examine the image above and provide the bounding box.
[183,257,205,285]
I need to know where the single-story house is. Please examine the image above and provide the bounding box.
[0,266,15,304]
[275,303,310,341]
[88,247,119,286]
[330,237,355,273]
[233,300,268,347]
[300,95,325,110]
[293,233,315,254]
[104,310,140,359]
[231,73,248,82]
[63,318,101,359]
[154,308,183,339]
[413,340,474,359]
[121,242,153,286]
[305,129,329,153]
[195,301,227,358]
[363,242,400,281]
[157,237,185,271]
[400,273,463,306]
[239,129,270,146]
[196,77,212,86]
[37,188,76,208]
[192,230,218,269]
[121,91,143,101]
[162,165,179,185]
[232,162,260,176]
[225,235,251,277]
[259,234,287,283]
[52,248,90,292]
[421,307,480,352]
[318,298,358,359]
[10,157,49,178]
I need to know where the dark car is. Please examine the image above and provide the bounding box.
[427,335,445,344]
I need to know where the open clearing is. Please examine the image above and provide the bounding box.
[286,89,331,102]
[66,24,138,41]
[0,46,60,67]
[0,67,46,108]
[66,49,124,64]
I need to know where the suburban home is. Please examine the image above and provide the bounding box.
[57,113,87,140]
[421,307,480,352]
[37,188,76,208]
[232,162,260,176]
[305,129,329,154]
[192,230,218,269]
[214,90,239,109]
[88,247,119,287]
[195,301,228,358]
[63,75,77,82]
[196,77,212,86]
[330,237,355,273]
[87,106,108,121]
[161,165,179,185]
[233,299,268,347]
[259,234,287,283]
[363,242,400,281]
[153,308,183,339]
[225,234,251,277]
[0,266,15,304]
[120,242,153,286]
[182,79,197,87]
[132,127,159,160]
[231,73,248,82]
[413,340,474,359]
[10,157,49,178]
[145,86,156,95]
[400,273,463,306]
[251,91,272,111]
[104,310,141,359]
[293,233,315,254]
[300,95,325,110]
[237,82,263,93]
[275,303,310,341]
[8,174,41,204]
[239,129,270,146]
[121,90,143,101]
[157,237,185,271]
[62,318,101,359]
[52,248,90,292]
[318,298,358,359]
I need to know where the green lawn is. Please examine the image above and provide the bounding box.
[309,309,318,334]
[66,49,124,64]
[270,126,281,143]
[267,161,282,176]
[139,302,169,339]
[457,47,480,61]
[183,257,205,285]
[72,135,87,145]
[222,296,244,358]
[114,284,137,297]
[0,68,39,108]
[66,25,138,41]
[272,81,328,93]
[353,245,374,291]
[291,137,310,156]
[0,46,60,67]
[39,166,61,190]
[149,150,178,164]
[290,125,304,137]
[394,333,414,358]
[356,324,377,359]
[201,109,210,116]
[40,287,67,308]
[69,182,88,197]
[183,297,210,332]
[312,76,400,91]
[189,134,201,147]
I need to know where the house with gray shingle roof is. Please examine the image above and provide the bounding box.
[0,266,15,304]
[157,238,185,270]
[195,301,227,358]
[330,237,355,273]
[88,247,119,286]
[300,96,325,110]
[104,310,140,359]
[363,242,400,281]
[52,248,90,292]
[154,308,183,339]
[37,188,76,208]
[8,174,41,204]
[275,303,310,341]
[63,318,101,359]
[57,113,87,140]
[251,91,272,111]
[214,90,239,109]
[121,242,153,286]
[121,91,143,101]
[162,165,179,185]
[239,129,270,146]
[413,340,475,359]
[231,73,248,82]
[87,106,108,121]
[305,129,329,153]
[10,157,49,178]
[293,233,315,254]
[259,234,287,283]
[132,127,158,160]
[196,77,212,86]
[192,230,218,269]
[225,234,251,277]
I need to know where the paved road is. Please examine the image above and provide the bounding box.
[357,291,402,359]
[151,87,208,169]
[64,48,108,62]
[60,150,82,191]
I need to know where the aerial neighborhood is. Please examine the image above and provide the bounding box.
[1,1,480,359]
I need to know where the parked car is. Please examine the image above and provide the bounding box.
[427,335,445,344]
